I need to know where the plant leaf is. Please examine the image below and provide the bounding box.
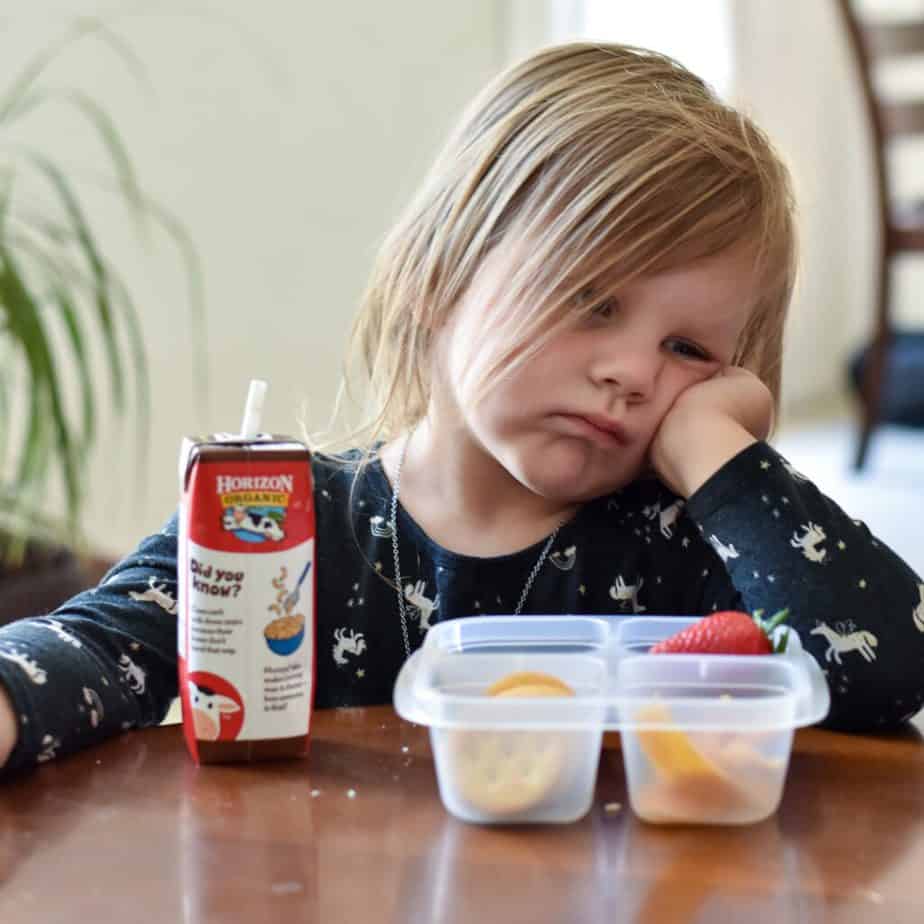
[0,17,151,125]
[0,249,84,527]
[107,272,150,494]
[7,88,149,238]
[0,483,74,562]
[50,280,97,453]
[21,151,125,414]
[10,225,102,452]
[12,218,148,461]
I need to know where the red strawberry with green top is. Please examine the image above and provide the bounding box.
[649,608,790,655]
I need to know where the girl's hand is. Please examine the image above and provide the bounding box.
[0,685,18,769]
[649,366,774,498]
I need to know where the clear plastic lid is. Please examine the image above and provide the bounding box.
[394,615,830,733]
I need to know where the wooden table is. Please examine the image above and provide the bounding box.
[1,707,922,923]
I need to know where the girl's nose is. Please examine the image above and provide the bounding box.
[589,340,660,400]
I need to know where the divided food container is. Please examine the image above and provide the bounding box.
[393,615,829,826]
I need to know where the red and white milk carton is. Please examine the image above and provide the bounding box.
[177,381,315,764]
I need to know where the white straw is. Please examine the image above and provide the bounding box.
[239,379,268,439]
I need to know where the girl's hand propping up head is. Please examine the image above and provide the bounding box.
[649,366,775,499]
[0,684,18,770]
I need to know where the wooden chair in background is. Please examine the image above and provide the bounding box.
[836,0,924,469]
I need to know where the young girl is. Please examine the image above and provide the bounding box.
[1,42,922,774]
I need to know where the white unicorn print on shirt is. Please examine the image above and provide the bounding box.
[129,577,177,614]
[332,627,367,665]
[642,500,684,539]
[82,687,104,728]
[38,618,82,649]
[609,575,646,612]
[811,622,878,664]
[913,584,924,633]
[369,515,394,539]
[0,646,47,684]
[791,523,827,563]
[550,545,577,571]
[404,580,440,632]
[117,653,146,694]
[37,734,61,763]
[708,534,740,563]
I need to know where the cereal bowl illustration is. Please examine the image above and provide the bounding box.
[222,504,286,543]
[264,565,307,655]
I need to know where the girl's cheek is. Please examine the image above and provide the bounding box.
[670,365,717,400]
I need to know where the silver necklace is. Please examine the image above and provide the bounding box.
[389,432,562,658]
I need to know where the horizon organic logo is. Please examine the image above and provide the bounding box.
[215,474,294,494]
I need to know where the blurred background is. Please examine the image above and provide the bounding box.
[2,0,922,578]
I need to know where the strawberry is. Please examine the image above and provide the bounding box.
[649,608,790,656]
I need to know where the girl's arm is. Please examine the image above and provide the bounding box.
[682,440,924,730]
[651,371,924,730]
[0,685,16,767]
[0,515,180,776]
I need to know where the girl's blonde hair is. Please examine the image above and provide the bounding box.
[339,41,797,449]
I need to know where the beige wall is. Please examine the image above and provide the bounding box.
[6,2,501,556]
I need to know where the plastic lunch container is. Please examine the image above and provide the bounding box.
[393,615,830,826]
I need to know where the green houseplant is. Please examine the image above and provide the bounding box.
[0,21,202,620]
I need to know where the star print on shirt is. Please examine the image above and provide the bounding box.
[760,460,771,470]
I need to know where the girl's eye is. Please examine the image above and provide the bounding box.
[666,338,711,361]
[576,288,619,321]
[585,296,618,320]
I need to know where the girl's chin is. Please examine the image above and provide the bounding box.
[510,453,642,503]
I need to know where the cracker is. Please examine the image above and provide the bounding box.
[448,670,575,817]
[487,671,575,698]
[449,728,568,815]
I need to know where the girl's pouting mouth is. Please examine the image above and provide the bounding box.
[549,412,632,449]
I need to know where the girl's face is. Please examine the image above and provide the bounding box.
[436,243,759,503]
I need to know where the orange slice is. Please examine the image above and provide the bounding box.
[634,702,730,782]
[487,671,575,698]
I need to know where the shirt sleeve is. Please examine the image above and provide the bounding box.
[0,515,180,776]
[684,441,924,732]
